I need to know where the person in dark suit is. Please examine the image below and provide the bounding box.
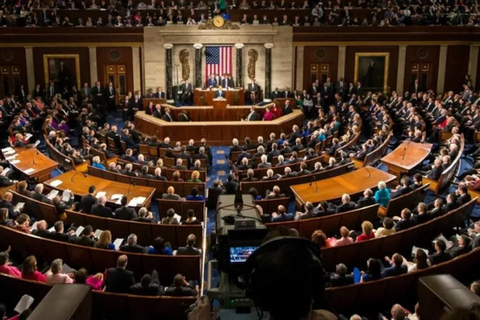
[335,194,356,213]
[120,234,146,253]
[114,197,138,220]
[244,106,260,121]
[356,189,376,208]
[162,107,174,122]
[32,184,52,204]
[31,220,51,238]
[154,87,166,99]
[394,208,416,231]
[429,240,452,266]
[106,125,122,149]
[247,79,259,104]
[105,82,117,113]
[457,184,472,205]
[175,234,201,256]
[426,158,443,180]
[72,225,96,247]
[164,274,197,297]
[91,81,105,106]
[32,84,44,99]
[270,205,294,222]
[447,235,471,258]
[223,174,238,194]
[91,195,113,218]
[390,175,412,199]
[121,128,138,149]
[214,87,226,98]
[206,74,218,88]
[381,254,408,278]
[329,263,354,287]
[50,221,73,243]
[105,255,136,293]
[282,99,293,115]
[207,179,226,209]
[129,270,165,296]
[180,80,193,104]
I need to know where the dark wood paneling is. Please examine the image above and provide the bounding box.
[404,45,440,93]
[477,49,480,91]
[293,26,480,42]
[302,46,339,88]
[345,46,399,92]
[0,28,142,44]
[444,45,470,92]
[0,47,28,93]
[32,47,90,88]
[96,47,134,92]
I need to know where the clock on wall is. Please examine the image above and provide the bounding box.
[213,15,225,28]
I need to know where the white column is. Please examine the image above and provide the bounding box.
[396,45,407,93]
[469,45,479,87]
[132,46,141,92]
[337,46,346,80]
[437,45,448,94]
[24,46,35,90]
[88,46,98,85]
[295,45,304,91]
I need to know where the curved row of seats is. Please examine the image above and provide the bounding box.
[0,224,201,285]
[269,198,476,271]
[0,273,195,320]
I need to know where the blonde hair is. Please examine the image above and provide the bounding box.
[361,221,373,235]
[98,230,112,247]
[191,170,200,181]
[340,226,349,238]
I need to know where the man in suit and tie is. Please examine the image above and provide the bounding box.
[335,78,347,99]
[32,184,52,204]
[152,104,163,118]
[154,87,166,99]
[80,82,91,101]
[181,80,193,104]
[105,81,117,113]
[105,255,136,293]
[91,81,105,105]
[162,107,174,122]
[47,81,56,100]
[214,86,226,98]
[247,79,259,103]
[114,196,138,220]
[381,254,407,278]
[178,110,190,121]
[81,185,98,214]
[409,78,423,94]
[206,74,218,88]
[175,234,201,256]
[244,105,260,121]
[283,99,293,115]
[91,195,114,218]
[106,125,122,149]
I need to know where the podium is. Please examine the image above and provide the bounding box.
[194,88,245,107]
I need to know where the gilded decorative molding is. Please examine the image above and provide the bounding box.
[247,49,258,81]
[198,19,240,30]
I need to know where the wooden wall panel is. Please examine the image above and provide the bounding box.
[32,47,90,89]
[0,47,28,93]
[404,45,440,93]
[477,48,480,90]
[302,46,339,89]
[96,47,134,92]
[345,46,399,92]
[444,45,469,92]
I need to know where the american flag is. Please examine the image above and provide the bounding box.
[205,46,232,83]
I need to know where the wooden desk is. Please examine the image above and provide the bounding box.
[135,109,304,146]
[8,148,58,182]
[194,89,245,106]
[290,167,396,208]
[381,141,433,179]
[159,104,274,122]
[44,171,155,208]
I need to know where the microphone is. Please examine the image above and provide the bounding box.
[402,147,406,160]
[364,166,372,178]
[127,178,136,195]
[310,175,319,193]
[70,171,87,182]
[32,150,38,165]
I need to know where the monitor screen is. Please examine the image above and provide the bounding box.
[229,246,258,263]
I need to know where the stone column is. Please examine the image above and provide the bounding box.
[264,43,274,101]
[193,43,203,89]
[437,45,448,94]
[24,47,35,91]
[469,45,479,87]
[132,46,141,91]
[234,43,244,88]
[337,46,346,80]
[88,46,98,85]
[396,45,407,93]
[295,45,304,90]
[164,43,174,100]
